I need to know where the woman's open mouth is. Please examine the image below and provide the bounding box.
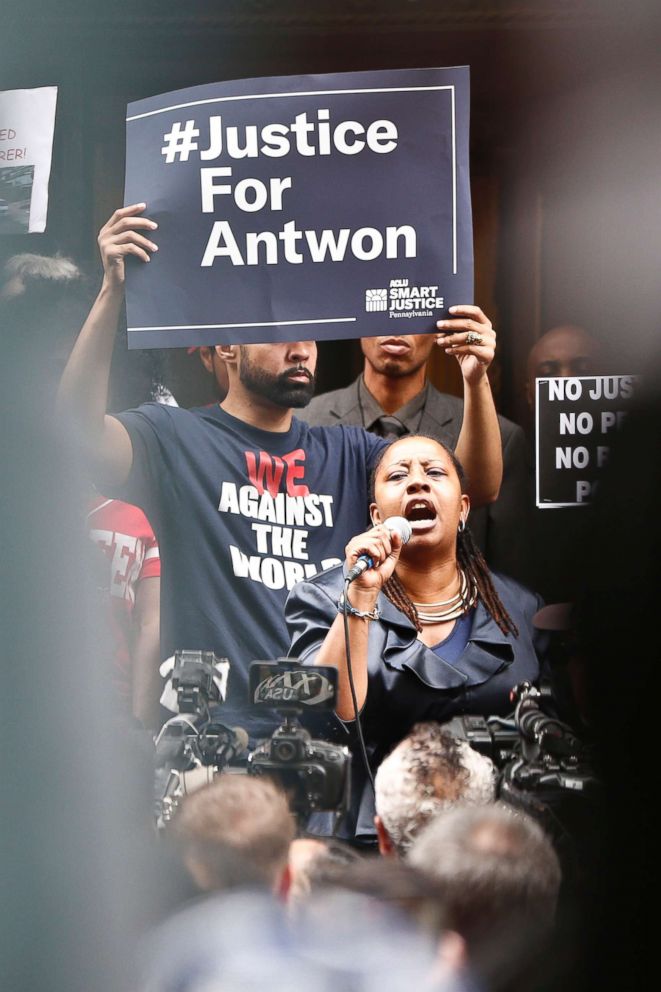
[405,499,437,532]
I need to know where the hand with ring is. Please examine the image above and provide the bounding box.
[435,305,496,384]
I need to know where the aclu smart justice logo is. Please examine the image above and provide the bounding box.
[365,278,444,319]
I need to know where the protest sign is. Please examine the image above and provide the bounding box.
[0,87,58,234]
[536,375,639,508]
[124,66,472,349]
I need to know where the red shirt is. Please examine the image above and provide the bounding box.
[88,497,160,698]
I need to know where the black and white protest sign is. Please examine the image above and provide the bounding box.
[536,375,639,508]
[124,66,472,349]
[0,87,58,234]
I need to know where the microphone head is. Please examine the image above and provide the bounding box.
[383,515,412,545]
[231,727,249,756]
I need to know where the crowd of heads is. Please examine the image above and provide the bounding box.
[153,722,562,992]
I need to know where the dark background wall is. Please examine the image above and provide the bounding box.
[1,0,659,419]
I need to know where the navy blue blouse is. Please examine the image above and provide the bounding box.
[286,564,547,842]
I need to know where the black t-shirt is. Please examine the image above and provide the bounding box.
[112,402,385,733]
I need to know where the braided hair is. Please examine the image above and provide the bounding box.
[370,436,519,637]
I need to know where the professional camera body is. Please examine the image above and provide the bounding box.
[247,660,350,820]
[154,652,350,827]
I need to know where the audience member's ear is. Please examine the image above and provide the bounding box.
[374,815,396,858]
[217,344,238,369]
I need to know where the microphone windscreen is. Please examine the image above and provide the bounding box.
[231,727,250,755]
[383,515,412,545]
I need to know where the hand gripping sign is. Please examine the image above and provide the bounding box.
[124,66,473,348]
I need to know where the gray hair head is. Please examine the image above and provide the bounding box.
[408,802,561,948]
[1,253,81,298]
[374,722,497,857]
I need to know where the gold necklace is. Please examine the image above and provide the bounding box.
[412,570,476,624]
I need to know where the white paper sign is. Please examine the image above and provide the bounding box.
[0,86,58,234]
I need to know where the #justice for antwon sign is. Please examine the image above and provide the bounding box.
[123,66,472,349]
[536,375,639,508]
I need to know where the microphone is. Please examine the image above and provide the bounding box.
[213,724,249,765]
[226,725,249,759]
[346,515,412,583]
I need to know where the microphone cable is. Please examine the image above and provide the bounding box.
[342,574,376,794]
[339,518,411,794]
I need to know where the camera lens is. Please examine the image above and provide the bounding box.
[273,740,297,763]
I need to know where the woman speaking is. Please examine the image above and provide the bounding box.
[285,434,546,844]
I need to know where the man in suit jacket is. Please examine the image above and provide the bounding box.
[301,328,531,584]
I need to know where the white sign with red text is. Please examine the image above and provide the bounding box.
[0,87,58,234]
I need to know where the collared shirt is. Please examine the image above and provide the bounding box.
[357,376,429,437]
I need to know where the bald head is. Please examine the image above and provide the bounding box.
[526,325,603,407]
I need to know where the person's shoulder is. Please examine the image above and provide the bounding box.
[303,562,345,594]
[490,571,543,613]
[420,386,464,437]
[285,563,345,616]
[424,384,524,439]
[425,384,464,414]
[297,419,384,454]
[495,410,525,442]
[115,400,186,432]
[299,380,360,426]
[119,400,189,419]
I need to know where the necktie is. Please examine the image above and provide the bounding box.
[375,415,407,439]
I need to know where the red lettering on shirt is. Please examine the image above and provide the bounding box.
[245,451,285,497]
[282,449,309,496]
[245,448,309,497]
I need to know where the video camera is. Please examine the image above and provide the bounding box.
[154,651,245,826]
[446,682,598,874]
[445,682,595,786]
[247,659,350,820]
[154,652,350,827]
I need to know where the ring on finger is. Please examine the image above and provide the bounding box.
[465,330,483,346]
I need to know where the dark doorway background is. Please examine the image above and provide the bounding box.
[1,0,659,418]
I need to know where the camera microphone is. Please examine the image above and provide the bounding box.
[212,724,249,764]
[346,515,412,582]
[227,726,249,758]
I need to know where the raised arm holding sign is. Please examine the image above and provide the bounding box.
[57,64,498,734]
[58,198,502,735]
